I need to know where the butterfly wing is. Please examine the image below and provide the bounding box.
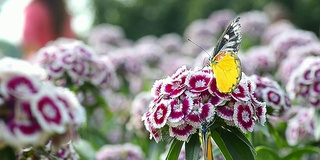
[212,16,241,57]
[210,16,242,93]
[211,51,242,93]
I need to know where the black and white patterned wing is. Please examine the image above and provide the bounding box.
[212,16,242,57]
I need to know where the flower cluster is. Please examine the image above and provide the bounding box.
[261,20,295,44]
[241,46,276,75]
[0,58,85,148]
[287,56,320,108]
[142,66,266,142]
[207,9,236,36]
[270,29,319,62]
[127,92,153,136]
[249,75,291,116]
[37,38,119,90]
[17,141,80,160]
[239,10,270,40]
[87,23,131,54]
[96,143,145,160]
[285,107,314,146]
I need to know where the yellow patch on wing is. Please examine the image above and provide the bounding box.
[210,51,241,93]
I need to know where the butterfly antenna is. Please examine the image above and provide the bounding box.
[187,39,211,57]
[187,39,211,68]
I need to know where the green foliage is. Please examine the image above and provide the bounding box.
[0,147,16,160]
[185,134,201,160]
[92,0,320,40]
[165,139,183,160]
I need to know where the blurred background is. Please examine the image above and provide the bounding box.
[0,0,319,58]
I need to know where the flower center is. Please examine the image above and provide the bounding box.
[242,111,250,122]
[195,80,206,87]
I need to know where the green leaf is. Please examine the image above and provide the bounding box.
[255,146,281,160]
[213,127,256,160]
[313,110,320,141]
[211,129,233,160]
[256,123,270,137]
[166,139,183,160]
[226,126,256,152]
[73,138,97,160]
[267,121,286,147]
[0,146,16,160]
[282,146,320,160]
[185,134,201,160]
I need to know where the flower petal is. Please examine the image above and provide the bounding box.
[169,124,197,141]
[233,102,254,133]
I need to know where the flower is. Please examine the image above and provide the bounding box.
[242,46,276,75]
[287,56,320,108]
[158,33,183,53]
[250,75,291,116]
[142,66,266,142]
[182,19,216,56]
[0,58,85,148]
[96,143,145,160]
[285,107,314,146]
[239,11,270,40]
[270,29,319,63]
[37,39,119,90]
[261,20,295,44]
[127,92,153,136]
[17,141,80,160]
[87,23,130,54]
[207,9,236,36]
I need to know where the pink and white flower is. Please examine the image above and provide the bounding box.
[0,58,85,148]
[37,39,119,90]
[142,66,266,142]
[250,75,291,116]
[287,56,320,109]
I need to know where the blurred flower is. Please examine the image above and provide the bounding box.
[242,46,276,75]
[277,58,303,87]
[287,56,320,108]
[0,57,85,149]
[239,11,270,40]
[55,141,80,160]
[88,23,131,54]
[159,54,194,76]
[261,20,295,44]
[193,50,211,69]
[37,39,119,90]
[277,43,320,85]
[207,9,236,36]
[286,42,320,58]
[270,29,319,63]
[17,141,80,160]
[127,92,153,136]
[142,66,266,142]
[134,41,164,67]
[182,19,216,56]
[96,143,145,160]
[250,75,291,116]
[286,107,314,146]
[158,33,183,53]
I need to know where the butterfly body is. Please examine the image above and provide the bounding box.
[209,17,242,93]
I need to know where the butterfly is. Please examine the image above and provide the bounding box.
[209,16,242,93]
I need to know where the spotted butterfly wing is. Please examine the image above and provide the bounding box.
[210,17,242,93]
[212,16,241,56]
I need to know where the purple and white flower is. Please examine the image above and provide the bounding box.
[142,66,266,142]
